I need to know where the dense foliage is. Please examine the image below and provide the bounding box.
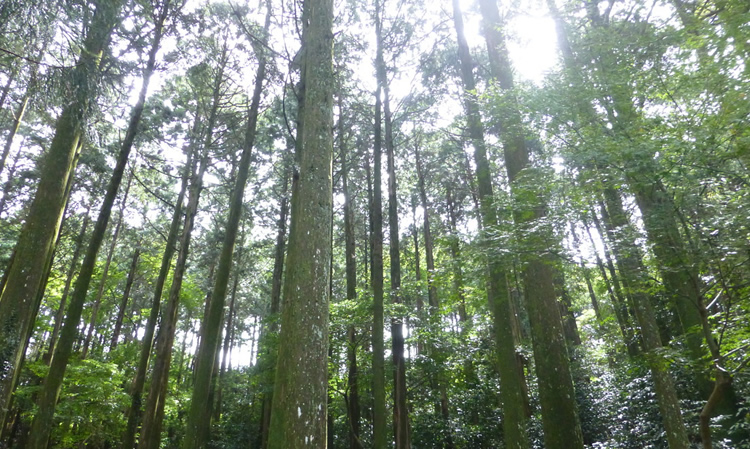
[0,0,748,447]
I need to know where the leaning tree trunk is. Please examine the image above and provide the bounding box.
[82,172,132,359]
[450,1,530,447]
[0,0,125,429]
[109,247,141,351]
[599,189,690,449]
[266,0,334,443]
[121,136,190,449]
[44,200,93,363]
[139,53,223,447]
[182,6,269,447]
[24,4,169,445]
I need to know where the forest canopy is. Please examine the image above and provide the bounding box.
[0,0,749,448]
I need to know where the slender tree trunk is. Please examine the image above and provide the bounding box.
[340,94,363,449]
[370,85,388,449]
[587,210,643,351]
[259,156,291,449]
[0,145,23,217]
[121,117,195,449]
[570,223,603,322]
[450,1,530,447]
[266,0,334,442]
[477,1,585,447]
[213,270,239,424]
[0,68,16,115]
[82,172,132,359]
[44,201,93,363]
[373,4,410,446]
[0,90,30,179]
[183,6,269,446]
[411,201,425,355]
[0,0,124,428]
[110,247,140,351]
[445,186,468,329]
[415,143,454,448]
[138,150,208,449]
[139,56,221,446]
[25,4,167,443]
[599,189,690,449]
[0,34,48,179]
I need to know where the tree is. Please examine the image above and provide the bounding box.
[266,0,334,444]
[0,0,125,430]
[25,2,171,445]
[476,0,585,446]
[449,1,530,447]
[183,3,271,446]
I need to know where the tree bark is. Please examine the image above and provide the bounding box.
[370,86,388,449]
[266,0,334,443]
[82,172,132,359]
[121,137,190,449]
[110,247,141,351]
[450,1,530,447]
[183,5,270,447]
[0,0,125,428]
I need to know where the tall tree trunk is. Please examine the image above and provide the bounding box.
[450,1,530,447]
[599,188,690,449]
[138,151,208,449]
[0,0,125,428]
[110,247,141,351]
[588,210,645,351]
[82,172,132,359]
[259,154,291,449]
[266,0,334,442]
[0,88,31,179]
[0,144,23,217]
[183,6,270,447]
[24,4,168,444]
[569,223,602,323]
[445,186,468,329]
[213,270,239,424]
[411,201,424,355]
[370,86,388,449]
[340,94,363,449]
[373,3,410,446]
[121,137,191,449]
[44,201,93,363]
[415,143,454,448]
[477,1,584,447]
[0,34,48,179]
[139,47,222,448]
